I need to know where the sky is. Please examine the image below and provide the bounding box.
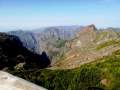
[0,0,120,31]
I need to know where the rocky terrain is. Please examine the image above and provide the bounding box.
[52,25,120,69]
[1,25,120,90]
[8,26,82,61]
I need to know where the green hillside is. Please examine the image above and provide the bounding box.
[8,50,120,90]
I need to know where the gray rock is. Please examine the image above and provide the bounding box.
[0,71,47,90]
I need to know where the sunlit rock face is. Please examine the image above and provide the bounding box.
[74,24,97,47]
[53,25,120,69]
[0,71,47,90]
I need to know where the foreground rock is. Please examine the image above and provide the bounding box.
[0,71,47,90]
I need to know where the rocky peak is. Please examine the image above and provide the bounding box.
[71,25,97,48]
[88,24,97,30]
[81,24,97,33]
[76,24,97,38]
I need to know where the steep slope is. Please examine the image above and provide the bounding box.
[8,25,120,69]
[5,25,120,90]
[0,33,50,70]
[33,26,82,61]
[9,50,120,90]
[8,26,82,62]
[52,25,120,69]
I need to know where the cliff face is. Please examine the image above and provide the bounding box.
[8,30,38,53]
[0,33,50,70]
[72,24,97,48]
[8,26,82,62]
[8,26,82,54]
[34,26,82,40]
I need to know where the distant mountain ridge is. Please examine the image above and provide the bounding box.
[8,26,83,61]
[7,25,120,67]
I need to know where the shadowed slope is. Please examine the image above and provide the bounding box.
[0,33,50,70]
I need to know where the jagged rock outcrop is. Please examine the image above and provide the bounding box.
[72,24,97,48]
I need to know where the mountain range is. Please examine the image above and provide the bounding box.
[8,25,120,66]
[8,26,82,61]
[1,24,120,90]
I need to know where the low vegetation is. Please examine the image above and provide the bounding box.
[96,40,120,50]
[95,31,108,41]
[4,26,120,90]
[8,50,120,90]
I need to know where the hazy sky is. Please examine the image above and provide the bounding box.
[0,0,120,31]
